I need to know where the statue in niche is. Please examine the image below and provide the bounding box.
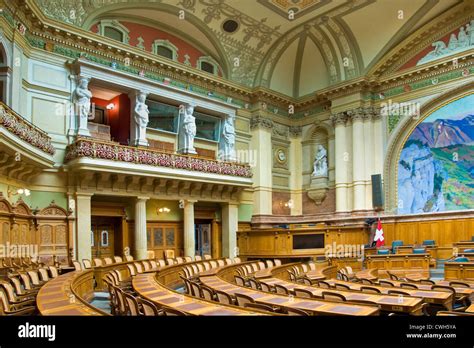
[178,104,197,154]
[133,92,149,145]
[73,76,92,133]
[458,26,469,48]
[447,33,458,50]
[312,145,328,177]
[136,37,145,50]
[220,114,236,161]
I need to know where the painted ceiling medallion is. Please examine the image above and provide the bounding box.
[257,0,331,19]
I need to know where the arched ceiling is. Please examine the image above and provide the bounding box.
[35,0,462,97]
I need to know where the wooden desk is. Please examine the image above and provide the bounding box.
[355,269,379,281]
[323,279,453,310]
[396,246,414,254]
[385,279,474,301]
[133,273,262,316]
[366,254,430,278]
[444,261,474,280]
[37,270,107,316]
[453,242,474,253]
[305,265,338,281]
[466,304,474,313]
[200,275,379,316]
[263,278,425,314]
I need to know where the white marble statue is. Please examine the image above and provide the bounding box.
[220,114,236,161]
[73,76,92,136]
[312,145,328,177]
[178,104,197,154]
[132,92,149,146]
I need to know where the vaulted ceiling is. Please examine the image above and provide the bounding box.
[34,0,463,97]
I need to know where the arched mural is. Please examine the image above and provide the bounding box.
[398,94,474,214]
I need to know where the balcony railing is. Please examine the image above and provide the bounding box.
[0,102,55,155]
[65,138,253,178]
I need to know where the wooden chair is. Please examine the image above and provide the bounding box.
[162,307,187,316]
[167,259,176,266]
[317,280,331,289]
[302,277,313,286]
[0,288,35,316]
[184,256,193,263]
[233,257,242,264]
[157,259,166,268]
[387,271,399,281]
[137,297,162,316]
[275,284,289,295]
[378,280,394,287]
[234,275,246,287]
[449,281,471,288]
[27,270,45,287]
[321,291,346,302]
[18,273,40,291]
[103,257,113,265]
[149,260,157,269]
[113,256,123,263]
[244,302,274,313]
[38,268,50,282]
[203,254,212,260]
[400,282,418,289]
[259,282,273,293]
[234,293,255,307]
[48,266,59,278]
[179,275,191,295]
[419,279,435,285]
[360,278,374,285]
[103,279,118,315]
[335,283,351,290]
[189,281,202,298]
[203,262,211,271]
[175,257,184,264]
[210,260,218,268]
[0,282,35,307]
[274,259,281,266]
[82,259,92,269]
[301,264,309,273]
[142,260,151,272]
[124,255,133,262]
[127,264,137,277]
[431,285,470,311]
[217,259,225,267]
[201,285,215,301]
[248,278,260,290]
[265,260,274,268]
[114,286,128,316]
[72,260,82,271]
[360,286,381,294]
[294,288,314,299]
[257,261,266,270]
[134,262,144,274]
[123,292,141,316]
[194,255,202,261]
[288,270,297,283]
[8,276,37,298]
[284,307,311,316]
[387,290,410,296]
[340,273,349,281]
[308,262,316,271]
[215,290,235,305]
[93,258,103,267]
[225,258,233,265]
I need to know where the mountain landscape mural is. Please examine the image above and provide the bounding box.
[398,94,474,214]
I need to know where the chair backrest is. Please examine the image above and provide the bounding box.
[391,240,403,252]
[114,287,127,315]
[196,263,204,272]
[215,290,233,305]
[0,288,11,312]
[387,290,410,296]
[260,282,272,292]
[1,282,18,302]
[162,307,187,316]
[203,262,210,271]
[294,288,313,298]
[419,279,435,285]
[19,273,33,290]
[82,259,92,269]
[190,264,199,274]
[38,268,50,282]
[210,260,218,268]
[73,260,82,271]
[288,271,297,283]
[274,284,289,295]
[249,278,260,290]
[190,281,202,298]
[400,282,418,289]
[453,257,469,262]
[194,255,202,261]
[285,307,311,316]
[387,271,399,281]
[413,248,426,254]
[9,277,24,296]
[176,257,184,264]
[203,254,212,260]
[378,280,394,287]
[138,297,161,316]
[257,261,265,270]
[360,286,381,294]
[184,256,193,263]
[93,258,103,267]
[123,292,140,316]
[233,257,241,264]
[113,256,123,263]
[201,286,215,301]
[27,270,41,286]
[149,260,157,269]
[244,302,275,313]
[377,249,390,255]
[103,257,113,265]
[340,273,349,281]
[431,285,456,295]
[308,262,316,271]
[322,291,346,302]
[422,240,435,246]
[217,259,225,267]
[317,280,331,289]
[302,277,312,286]
[274,259,281,266]
[335,283,351,290]
[167,259,176,266]
[234,275,246,287]
[164,249,175,260]
[225,258,233,265]
[49,266,59,278]
[127,264,136,277]
[142,261,151,271]
[265,260,274,268]
[158,259,166,268]
[449,281,470,288]
[235,293,255,307]
[134,262,143,273]
[125,255,133,262]
[301,264,309,273]
[360,278,374,285]
[345,266,354,275]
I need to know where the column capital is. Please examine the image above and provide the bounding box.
[184,199,198,204]
[136,196,150,202]
[289,125,302,138]
[330,112,347,127]
[128,89,150,99]
[75,192,93,198]
[250,115,273,130]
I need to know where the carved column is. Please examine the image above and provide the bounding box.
[289,126,303,215]
[183,200,197,257]
[349,108,366,211]
[221,203,238,258]
[134,196,149,260]
[75,193,92,262]
[363,107,376,208]
[250,115,273,215]
[331,112,349,213]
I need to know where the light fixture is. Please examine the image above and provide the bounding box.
[7,187,30,199]
[158,207,171,213]
[106,103,115,110]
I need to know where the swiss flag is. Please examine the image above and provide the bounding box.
[374,218,385,247]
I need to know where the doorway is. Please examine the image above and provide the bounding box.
[195,220,212,256]
[91,216,121,258]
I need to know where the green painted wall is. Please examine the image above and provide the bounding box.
[0,183,67,210]
[146,199,183,221]
[238,204,253,222]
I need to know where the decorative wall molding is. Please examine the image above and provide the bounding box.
[152,39,179,61]
[98,19,130,44]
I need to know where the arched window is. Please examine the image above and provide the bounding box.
[196,56,220,76]
[98,20,130,44]
[152,40,178,61]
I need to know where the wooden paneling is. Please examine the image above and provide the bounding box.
[146,221,183,258]
[366,254,431,278]
[444,262,474,280]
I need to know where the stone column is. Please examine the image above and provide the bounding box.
[183,200,197,257]
[134,196,149,260]
[350,108,366,211]
[75,193,92,262]
[250,115,273,215]
[221,203,239,258]
[289,126,303,215]
[364,107,376,209]
[331,113,349,213]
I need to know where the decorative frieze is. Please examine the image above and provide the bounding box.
[65,138,252,178]
[0,103,55,155]
[330,112,348,127]
[289,126,302,137]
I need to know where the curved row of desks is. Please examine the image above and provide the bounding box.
[199,273,379,316]
[133,273,262,315]
[37,270,106,316]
